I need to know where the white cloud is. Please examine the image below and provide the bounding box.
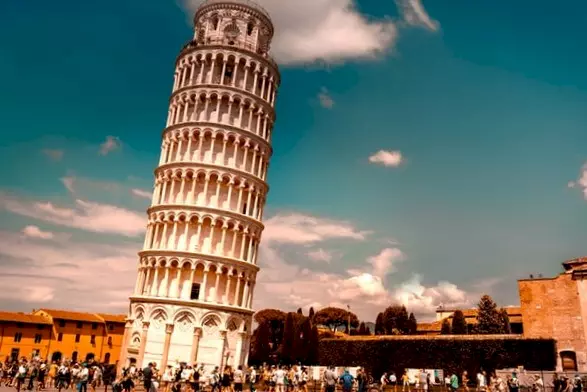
[131,188,152,200]
[396,0,439,31]
[184,0,438,65]
[0,193,146,237]
[306,248,334,263]
[99,136,121,156]
[569,164,587,200]
[21,225,54,240]
[367,247,404,278]
[42,149,64,161]
[0,230,137,311]
[61,176,76,193]
[369,150,403,167]
[317,87,335,109]
[256,212,470,321]
[263,213,370,244]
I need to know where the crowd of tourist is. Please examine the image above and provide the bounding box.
[0,358,115,392]
[1,357,584,392]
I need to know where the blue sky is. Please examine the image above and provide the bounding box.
[0,0,586,320]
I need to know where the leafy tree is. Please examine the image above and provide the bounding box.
[440,319,452,335]
[451,310,468,334]
[314,307,359,332]
[382,305,410,335]
[358,322,367,335]
[476,295,503,334]
[254,309,286,355]
[407,313,418,335]
[499,308,511,334]
[250,321,271,363]
[375,312,385,335]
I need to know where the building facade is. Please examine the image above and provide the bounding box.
[519,257,587,372]
[119,0,279,371]
[0,309,125,364]
[417,307,524,335]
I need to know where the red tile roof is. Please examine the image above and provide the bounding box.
[97,313,126,323]
[36,309,104,323]
[0,311,52,325]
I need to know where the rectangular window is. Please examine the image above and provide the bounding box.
[75,334,80,343]
[107,337,113,346]
[90,335,96,344]
[59,320,66,327]
[190,283,201,300]
[57,333,63,342]
[10,348,19,362]
[14,332,22,342]
[76,321,83,329]
[108,324,114,331]
[92,322,98,330]
[34,334,42,344]
[242,203,247,215]
[37,324,45,330]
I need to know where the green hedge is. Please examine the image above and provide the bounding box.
[318,336,556,376]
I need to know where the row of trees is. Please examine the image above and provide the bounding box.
[440,295,512,335]
[374,305,418,335]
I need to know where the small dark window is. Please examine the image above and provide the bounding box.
[91,323,98,330]
[14,332,22,342]
[34,334,42,344]
[247,22,254,36]
[37,324,44,330]
[16,323,23,329]
[90,335,96,344]
[58,320,65,327]
[108,324,114,331]
[242,203,248,215]
[107,337,113,346]
[190,283,201,300]
[76,321,83,329]
[212,17,219,30]
[72,351,78,362]
[57,333,63,342]
[75,334,80,343]
[104,353,111,364]
[225,66,233,79]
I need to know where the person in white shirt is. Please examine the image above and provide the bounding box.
[233,366,244,392]
[248,366,257,392]
[477,372,486,392]
[274,366,286,392]
[78,364,90,392]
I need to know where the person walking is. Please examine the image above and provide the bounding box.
[339,369,354,392]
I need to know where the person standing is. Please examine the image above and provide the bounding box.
[450,373,459,392]
[78,364,90,392]
[339,369,354,392]
[323,367,337,392]
[233,366,244,392]
[248,367,257,392]
[356,368,365,392]
[274,366,287,392]
[142,363,153,392]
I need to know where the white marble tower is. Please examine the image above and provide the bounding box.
[119,0,279,372]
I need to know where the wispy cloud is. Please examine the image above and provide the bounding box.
[368,150,404,167]
[42,149,64,161]
[21,225,54,240]
[99,136,121,156]
[306,248,334,262]
[131,188,152,200]
[0,193,145,237]
[317,87,335,109]
[395,0,439,31]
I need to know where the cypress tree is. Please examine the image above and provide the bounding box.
[308,307,315,320]
[251,321,271,363]
[297,308,303,315]
[499,308,511,334]
[440,319,451,335]
[281,312,296,363]
[451,310,468,334]
[375,312,384,335]
[477,295,503,334]
[407,313,418,335]
[307,324,320,364]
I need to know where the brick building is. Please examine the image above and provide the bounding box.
[518,256,587,372]
[0,308,125,364]
[416,307,523,335]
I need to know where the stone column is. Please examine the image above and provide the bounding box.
[160,323,174,370]
[189,327,202,365]
[117,318,134,375]
[234,331,246,367]
[137,321,150,368]
[218,330,228,370]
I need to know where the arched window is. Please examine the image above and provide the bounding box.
[51,351,62,362]
[104,353,111,364]
[212,16,219,30]
[71,351,78,362]
[85,353,95,362]
[561,351,578,371]
[247,22,254,36]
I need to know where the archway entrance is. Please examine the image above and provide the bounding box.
[51,352,62,363]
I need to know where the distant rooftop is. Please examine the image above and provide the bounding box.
[197,0,271,20]
[563,256,587,271]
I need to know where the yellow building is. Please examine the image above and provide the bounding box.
[0,308,126,364]
[0,311,53,362]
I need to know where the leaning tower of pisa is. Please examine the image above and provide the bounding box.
[118,0,279,371]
